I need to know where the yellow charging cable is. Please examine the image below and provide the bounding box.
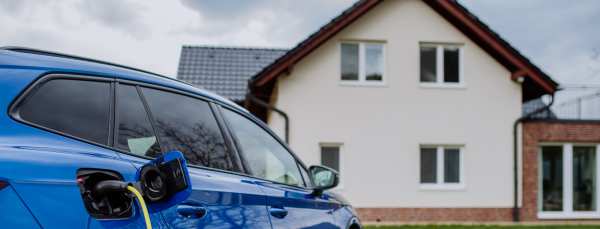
[127,186,152,229]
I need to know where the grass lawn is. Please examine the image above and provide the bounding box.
[364,225,600,229]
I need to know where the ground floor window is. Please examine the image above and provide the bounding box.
[419,145,464,190]
[320,143,343,189]
[538,143,599,218]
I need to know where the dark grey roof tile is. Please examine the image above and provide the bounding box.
[176,46,288,101]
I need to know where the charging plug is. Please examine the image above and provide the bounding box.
[88,180,131,202]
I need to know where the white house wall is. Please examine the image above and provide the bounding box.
[267,0,522,208]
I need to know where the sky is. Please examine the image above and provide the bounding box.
[0,0,598,86]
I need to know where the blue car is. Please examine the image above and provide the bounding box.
[0,47,362,229]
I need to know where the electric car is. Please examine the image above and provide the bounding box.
[0,47,362,229]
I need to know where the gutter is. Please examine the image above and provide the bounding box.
[246,79,289,144]
[513,94,554,221]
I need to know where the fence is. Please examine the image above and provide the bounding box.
[525,85,600,120]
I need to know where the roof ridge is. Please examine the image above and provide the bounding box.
[182,45,290,51]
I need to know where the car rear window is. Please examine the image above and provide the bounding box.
[19,79,110,145]
[140,87,234,171]
[115,84,161,157]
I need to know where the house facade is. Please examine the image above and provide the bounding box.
[179,0,600,223]
[246,0,557,222]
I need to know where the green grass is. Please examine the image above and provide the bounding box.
[364,225,600,229]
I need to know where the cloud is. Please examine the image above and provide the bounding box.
[77,0,152,40]
[182,0,269,16]
[459,0,600,85]
[175,0,357,48]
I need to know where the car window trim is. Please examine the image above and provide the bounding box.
[209,102,244,173]
[112,145,251,176]
[108,82,115,147]
[116,78,213,103]
[215,104,254,175]
[9,73,115,149]
[125,79,245,173]
[112,82,120,148]
[110,80,253,176]
[216,103,314,190]
[135,85,166,155]
[10,73,305,184]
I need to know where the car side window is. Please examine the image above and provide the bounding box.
[140,87,234,171]
[19,79,110,145]
[298,163,312,188]
[221,108,306,187]
[115,84,162,157]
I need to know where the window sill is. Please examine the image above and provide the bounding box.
[537,211,600,219]
[419,184,465,191]
[339,81,387,87]
[419,83,465,89]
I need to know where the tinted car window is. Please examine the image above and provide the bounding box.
[20,79,110,145]
[116,85,161,157]
[141,88,233,171]
[299,163,312,188]
[221,108,306,187]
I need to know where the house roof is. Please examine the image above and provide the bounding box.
[177,46,288,101]
[251,0,559,102]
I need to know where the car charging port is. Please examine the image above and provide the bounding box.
[77,164,171,220]
[76,169,134,220]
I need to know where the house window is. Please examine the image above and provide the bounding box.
[420,146,464,190]
[538,143,600,219]
[321,143,343,189]
[419,44,463,88]
[340,42,385,85]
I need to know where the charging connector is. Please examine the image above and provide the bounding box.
[127,186,151,229]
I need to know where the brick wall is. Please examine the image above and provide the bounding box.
[355,208,513,222]
[354,121,600,222]
[521,121,600,221]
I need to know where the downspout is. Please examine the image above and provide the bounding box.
[246,79,289,144]
[513,93,554,221]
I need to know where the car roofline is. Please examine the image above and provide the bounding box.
[0,46,200,91]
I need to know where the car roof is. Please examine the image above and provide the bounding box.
[0,47,249,115]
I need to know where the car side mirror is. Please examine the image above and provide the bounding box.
[309,165,339,196]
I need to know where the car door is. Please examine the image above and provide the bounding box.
[120,85,272,228]
[3,75,168,228]
[220,107,337,229]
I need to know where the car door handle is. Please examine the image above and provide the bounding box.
[177,204,207,218]
[269,206,288,219]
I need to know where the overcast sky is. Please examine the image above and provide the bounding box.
[0,0,598,86]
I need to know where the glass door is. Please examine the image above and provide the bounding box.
[539,144,599,219]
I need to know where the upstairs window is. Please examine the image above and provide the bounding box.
[420,44,463,87]
[340,42,385,85]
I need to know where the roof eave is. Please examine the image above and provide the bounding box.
[252,0,559,96]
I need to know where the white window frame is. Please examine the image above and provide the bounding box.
[339,41,387,87]
[320,143,344,190]
[537,142,600,219]
[419,145,466,191]
[419,44,465,89]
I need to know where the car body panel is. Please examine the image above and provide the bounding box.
[0,185,42,228]
[254,180,337,228]
[118,152,273,228]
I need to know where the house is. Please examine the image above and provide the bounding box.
[178,0,600,223]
